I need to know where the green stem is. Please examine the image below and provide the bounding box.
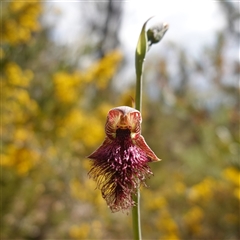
[135,61,143,112]
[132,17,168,240]
[132,190,141,240]
[132,48,144,240]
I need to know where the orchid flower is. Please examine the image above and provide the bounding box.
[88,106,160,212]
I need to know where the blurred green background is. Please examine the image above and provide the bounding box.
[1,1,239,239]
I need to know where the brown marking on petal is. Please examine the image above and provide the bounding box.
[105,106,142,140]
[134,135,161,162]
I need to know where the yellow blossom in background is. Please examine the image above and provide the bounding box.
[234,187,240,200]
[145,193,167,211]
[5,62,33,87]
[53,50,122,104]
[84,49,123,89]
[95,50,122,89]
[96,103,115,119]
[46,146,58,160]
[69,221,105,240]
[151,196,167,210]
[156,209,180,238]
[1,145,40,176]
[14,127,33,144]
[9,1,27,12]
[53,71,81,104]
[70,178,93,201]
[60,109,85,134]
[188,177,215,202]
[79,116,104,147]
[91,221,104,239]
[70,178,83,200]
[69,223,90,239]
[174,181,186,195]
[2,62,38,125]
[3,1,42,45]
[183,206,204,234]
[223,167,240,200]
[1,61,39,175]
[70,178,105,210]
[81,158,92,172]
[160,233,180,240]
[57,109,104,148]
[223,167,240,186]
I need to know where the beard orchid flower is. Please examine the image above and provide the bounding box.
[88,106,160,212]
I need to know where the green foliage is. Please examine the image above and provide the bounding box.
[1,1,239,240]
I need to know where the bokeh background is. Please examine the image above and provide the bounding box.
[1,1,239,239]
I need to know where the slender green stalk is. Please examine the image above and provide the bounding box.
[135,65,142,112]
[132,57,144,240]
[132,17,168,240]
[132,190,141,240]
[132,18,148,240]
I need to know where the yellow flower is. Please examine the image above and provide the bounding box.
[223,167,240,186]
[174,182,186,195]
[4,1,42,45]
[234,187,240,200]
[160,233,180,240]
[58,108,104,148]
[70,179,83,200]
[84,49,123,89]
[14,128,30,143]
[5,62,33,87]
[69,224,90,239]
[188,177,215,202]
[147,195,167,210]
[184,206,204,234]
[156,209,179,237]
[1,146,40,176]
[53,71,81,104]
[10,2,28,12]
